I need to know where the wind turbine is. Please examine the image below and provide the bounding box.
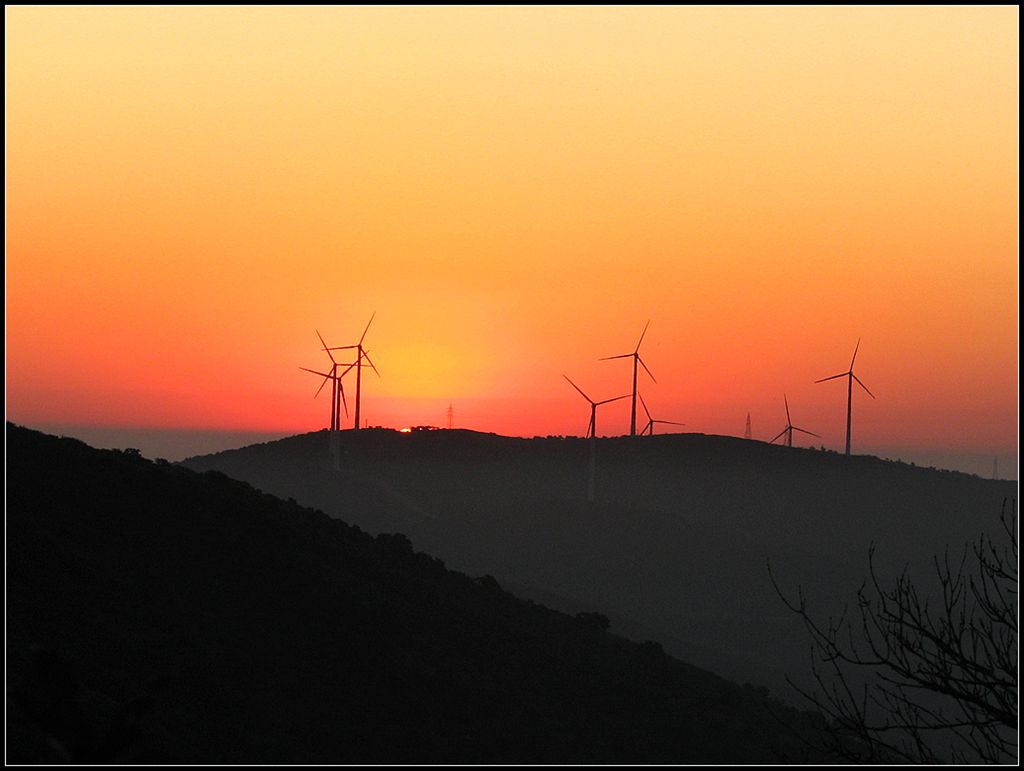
[326,313,380,431]
[601,320,656,436]
[815,339,875,456]
[638,393,685,436]
[769,395,820,448]
[564,375,629,502]
[300,329,354,432]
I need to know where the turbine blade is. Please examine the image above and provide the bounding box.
[639,392,652,422]
[362,349,381,377]
[637,355,656,383]
[850,337,861,370]
[596,394,631,406]
[337,361,357,379]
[563,375,592,404]
[656,420,686,426]
[793,427,822,438]
[340,382,349,417]
[326,345,359,351]
[316,329,337,364]
[814,372,848,384]
[784,394,791,424]
[359,312,376,346]
[599,353,633,361]
[643,420,653,435]
[769,428,787,444]
[853,374,875,399]
[635,319,651,352]
[313,374,330,399]
[299,366,331,378]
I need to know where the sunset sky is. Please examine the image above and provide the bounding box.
[5,7,1019,474]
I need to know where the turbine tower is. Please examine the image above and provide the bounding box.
[601,320,656,436]
[564,375,629,502]
[769,395,820,448]
[744,412,752,440]
[326,313,380,431]
[638,393,685,436]
[815,339,874,456]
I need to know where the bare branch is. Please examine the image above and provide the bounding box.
[770,499,1018,763]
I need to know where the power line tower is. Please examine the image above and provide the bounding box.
[447,403,454,430]
[744,412,752,440]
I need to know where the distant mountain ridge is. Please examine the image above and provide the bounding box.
[8,423,842,763]
[181,427,1015,697]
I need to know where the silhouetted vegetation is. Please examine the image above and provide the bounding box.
[180,428,1014,700]
[771,500,1018,763]
[7,423,842,763]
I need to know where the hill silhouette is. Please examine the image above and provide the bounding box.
[8,423,841,763]
[180,427,1015,698]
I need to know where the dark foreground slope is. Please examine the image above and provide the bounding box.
[181,428,1016,696]
[7,424,835,764]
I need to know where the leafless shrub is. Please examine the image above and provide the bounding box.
[770,499,1017,763]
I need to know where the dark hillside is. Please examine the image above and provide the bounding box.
[181,428,1015,694]
[7,424,836,764]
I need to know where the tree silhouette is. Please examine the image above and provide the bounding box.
[771,499,1017,763]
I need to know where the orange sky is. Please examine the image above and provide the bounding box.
[5,7,1019,464]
